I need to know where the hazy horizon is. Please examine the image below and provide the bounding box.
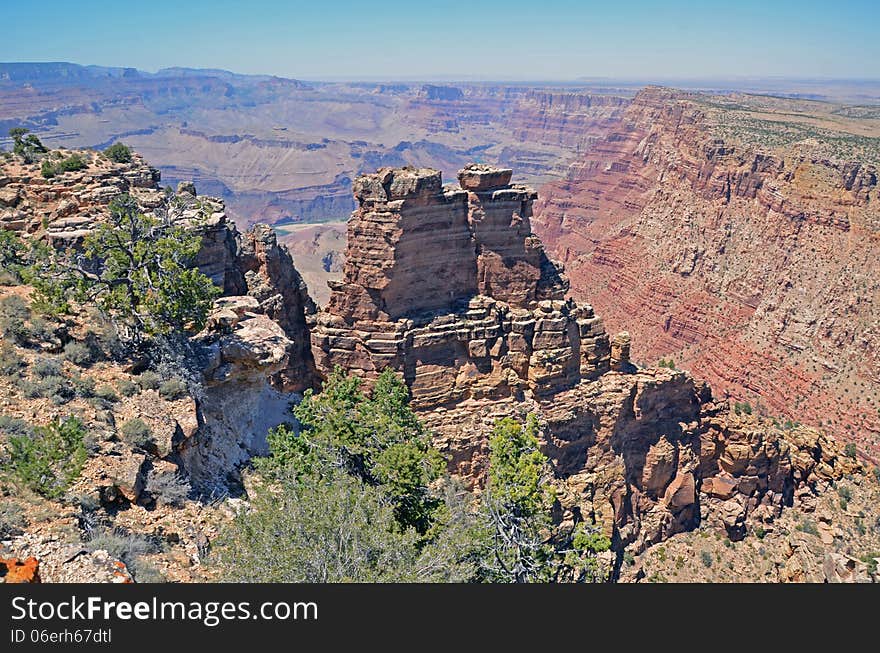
[4,61,880,87]
[1,1,877,81]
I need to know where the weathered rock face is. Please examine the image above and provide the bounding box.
[1,150,320,493]
[200,296,292,385]
[327,166,476,321]
[312,165,610,406]
[533,86,880,461]
[505,91,631,153]
[312,164,864,556]
[423,367,860,551]
[181,296,302,489]
[234,225,317,392]
[461,164,568,307]
[0,150,162,243]
[0,150,318,393]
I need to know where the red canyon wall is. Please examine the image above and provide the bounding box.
[534,87,880,461]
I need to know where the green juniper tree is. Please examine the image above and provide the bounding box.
[0,229,28,283]
[216,367,485,582]
[104,142,133,163]
[9,128,47,164]
[27,193,219,345]
[3,415,88,499]
[481,415,554,582]
[217,372,610,583]
[480,415,611,583]
[263,366,445,534]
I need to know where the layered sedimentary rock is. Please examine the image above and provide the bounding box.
[233,225,317,391]
[534,87,880,461]
[506,91,630,152]
[423,367,859,550]
[0,150,162,243]
[312,165,610,406]
[0,151,318,393]
[313,164,864,553]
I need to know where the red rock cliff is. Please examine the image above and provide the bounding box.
[534,87,880,461]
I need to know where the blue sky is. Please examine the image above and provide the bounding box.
[1,0,876,80]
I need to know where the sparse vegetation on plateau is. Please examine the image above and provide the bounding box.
[41,153,87,178]
[104,142,132,164]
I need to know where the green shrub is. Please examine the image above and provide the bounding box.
[0,501,25,539]
[63,341,93,367]
[117,378,139,397]
[0,295,31,321]
[797,519,819,536]
[56,153,87,173]
[158,378,187,401]
[41,159,57,178]
[19,374,72,404]
[145,469,190,507]
[214,469,429,582]
[104,142,132,164]
[32,357,62,378]
[844,443,858,458]
[734,401,753,416]
[85,527,165,583]
[0,316,29,344]
[71,374,96,398]
[0,295,31,343]
[700,550,713,568]
[4,415,88,498]
[119,418,153,450]
[24,317,54,344]
[0,342,24,376]
[0,414,32,437]
[282,367,445,534]
[94,384,118,402]
[0,231,27,285]
[83,317,122,361]
[136,371,161,391]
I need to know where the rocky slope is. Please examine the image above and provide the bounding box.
[534,87,880,463]
[0,149,317,393]
[1,149,322,582]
